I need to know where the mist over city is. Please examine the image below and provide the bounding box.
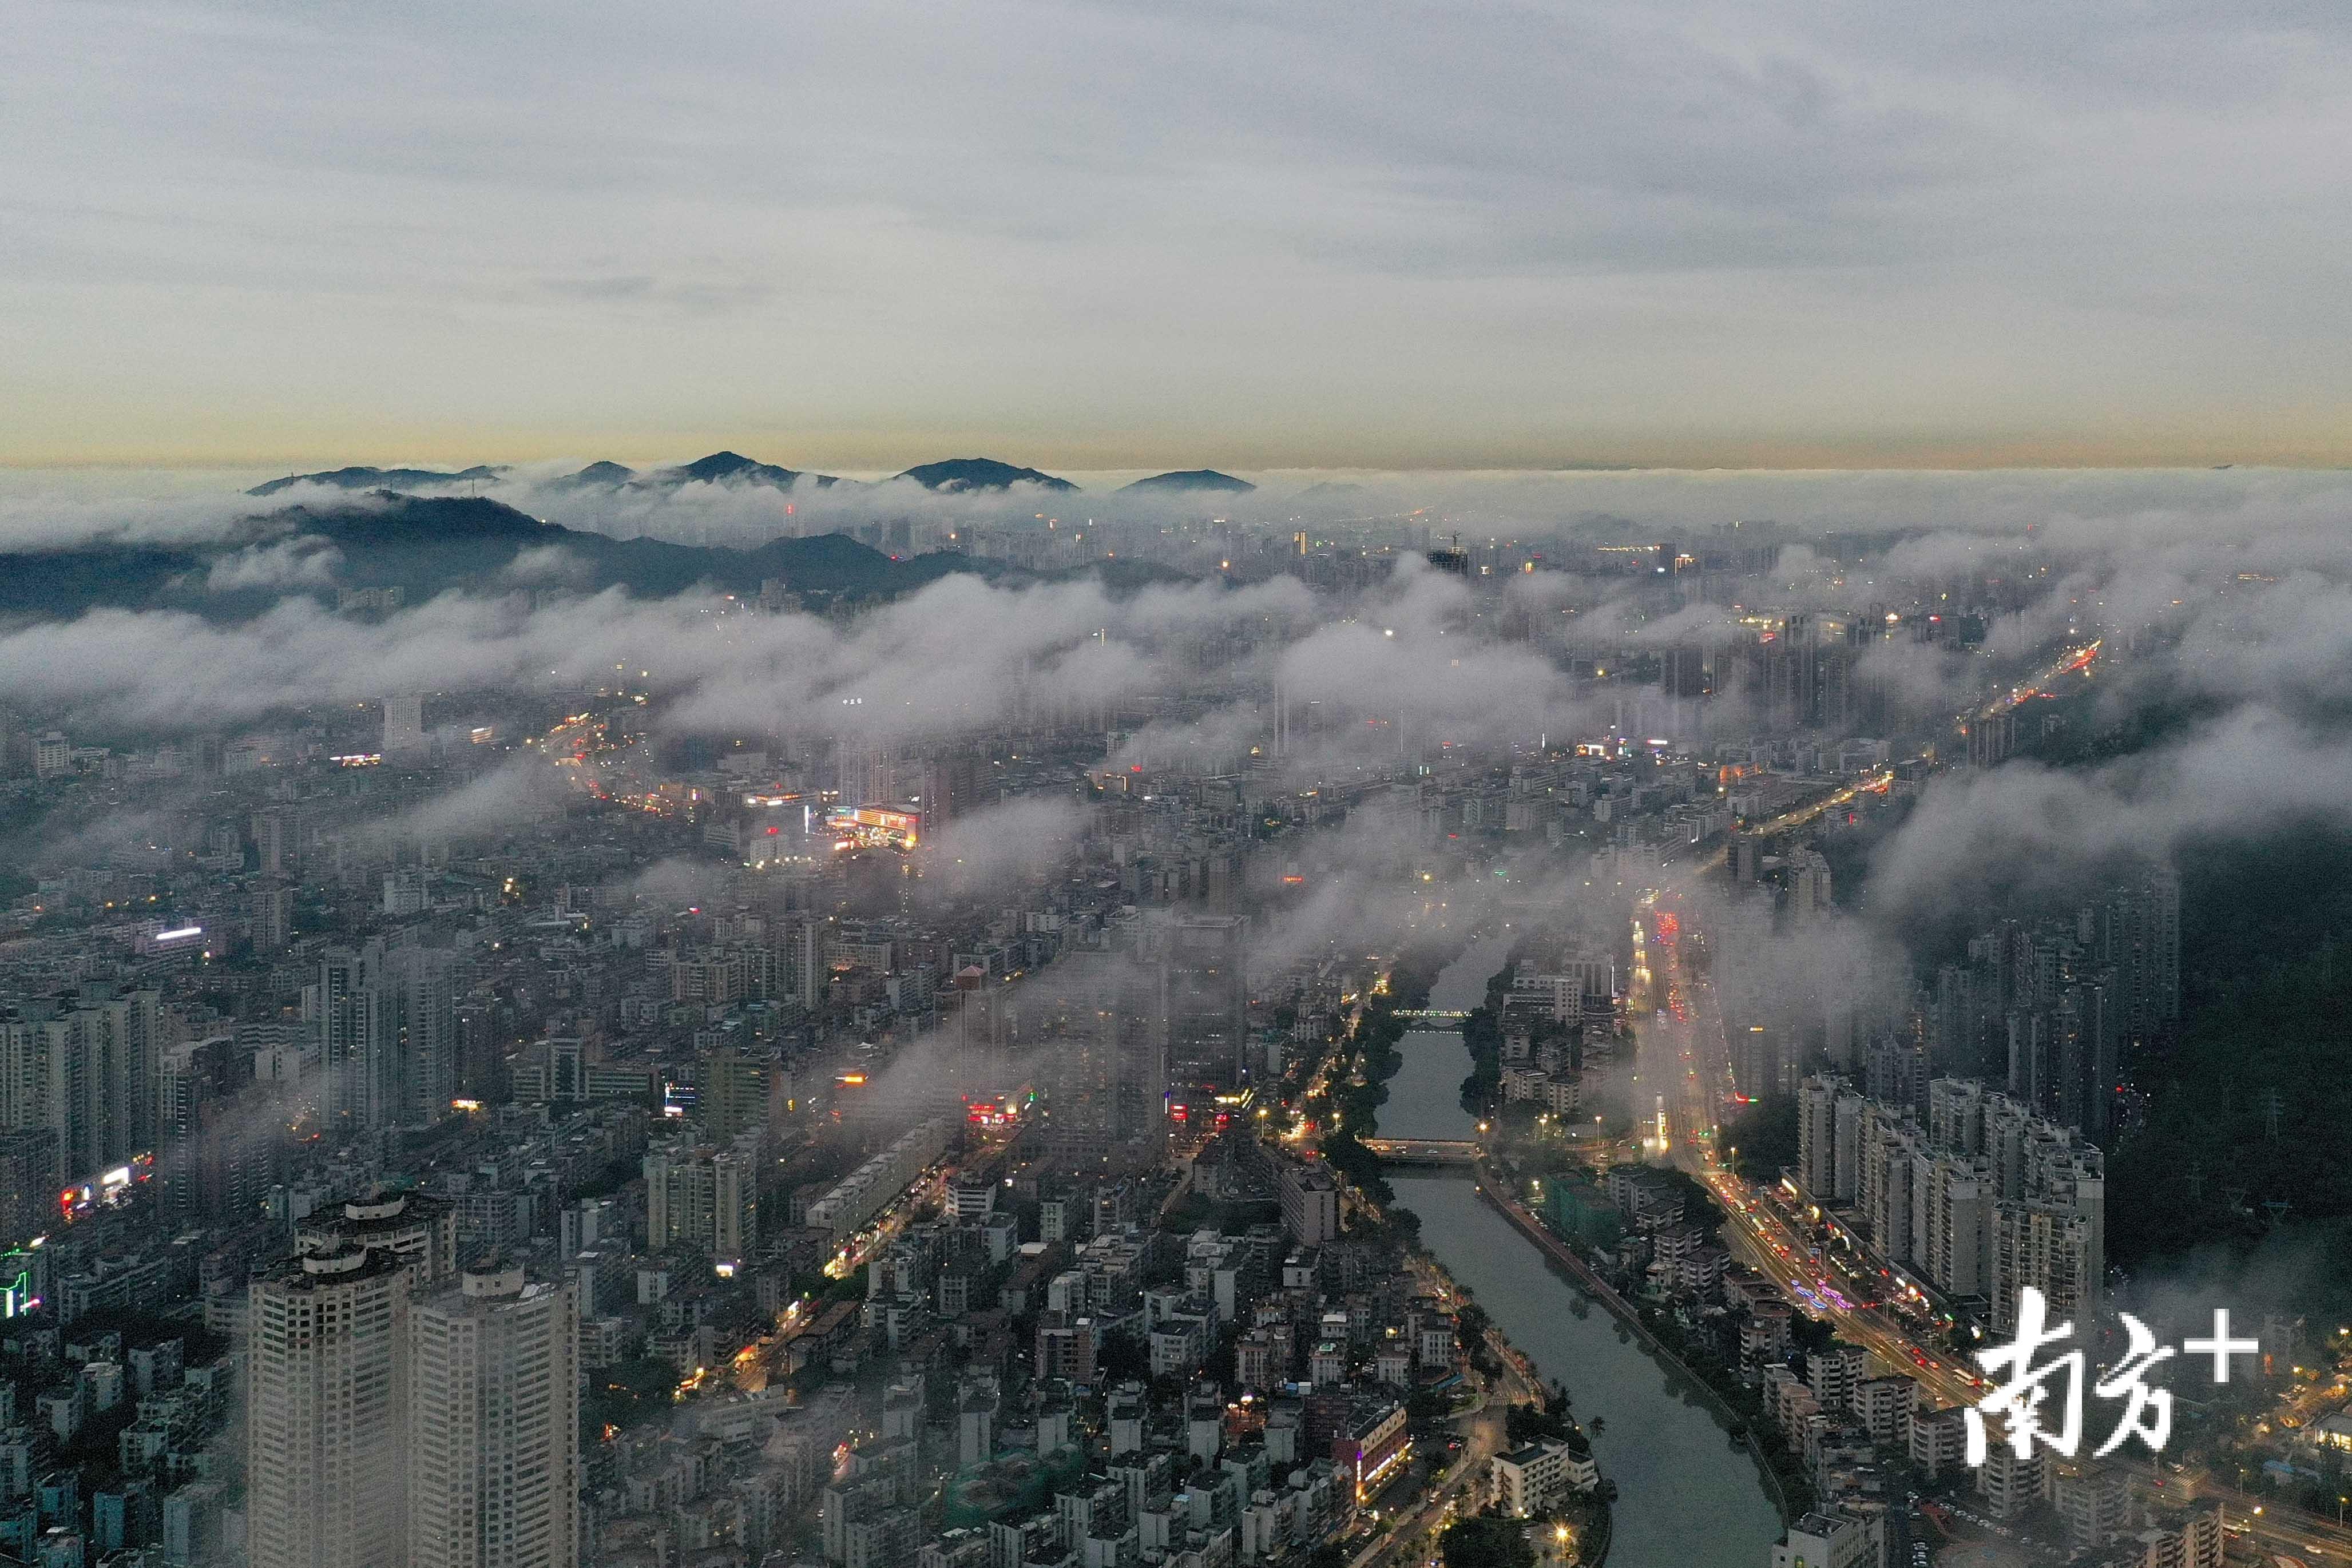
[9,4,2352,1568]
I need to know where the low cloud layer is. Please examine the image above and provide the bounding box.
[10,463,2352,1055]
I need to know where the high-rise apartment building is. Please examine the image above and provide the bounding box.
[252,880,295,952]
[1818,1075,2101,1328]
[1797,1076,1839,1198]
[158,1035,284,1229]
[390,947,459,1125]
[0,1128,58,1245]
[408,1264,579,1568]
[246,1247,412,1568]
[697,1046,769,1147]
[644,1145,757,1260]
[253,809,292,875]
[2104,865,2180,1039]
[1992,1201,2095,1333]
[1795,1074,1870,1206]
[315,943,458,1133]
[1938,864,2179,1141]
[1861,1113,1921,1265]
[1929,1077,1986,1154]
[32,732,74,780]
[1165,915,1248,1089]
[0,990,160,1187]
[1025,950,1167,1169]
[1917,1154,1992,1300]
[778,915,824,1009]
[295,1192,459,1293]
[383,694,427,756]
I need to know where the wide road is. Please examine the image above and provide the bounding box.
[1664,637,2101,878]
[1629,912,1988,1410]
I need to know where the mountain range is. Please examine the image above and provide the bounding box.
[6,495,973,621]
[2,493,1190,623]
[248,454,1256,498]
[248,464,506,497]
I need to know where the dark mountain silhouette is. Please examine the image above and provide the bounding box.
[0,494,987,621]
[248,465,505,497]
[550,461,638,489]
[895,458,1077,493]
[639,451,842,489]
[253,453,848,498]
[1117,470,1255,495]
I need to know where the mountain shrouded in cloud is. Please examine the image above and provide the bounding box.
[249,465,506,497]
[251,452,846,497]
[895,458,1077,493]
[645,451,843,489]
[548,461,638,489]
[0,493,995,617]
[1117,470,1256,495]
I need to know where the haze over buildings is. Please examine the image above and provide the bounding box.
[1,5,2347,1568]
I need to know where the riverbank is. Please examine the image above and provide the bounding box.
[1319,936,1619,1565]
[1388,1174,1782,1567]
[1472,1152,1794,1527]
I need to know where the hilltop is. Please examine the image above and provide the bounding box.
[894,458,1077,493]
[247,465,505,497]
[1117,469,1256,495]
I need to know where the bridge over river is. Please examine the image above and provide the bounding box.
[1361,1137,1479,1166]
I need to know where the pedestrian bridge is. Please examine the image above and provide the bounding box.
[1363,1138,1480,1166]
[1391,1008,1471,1022]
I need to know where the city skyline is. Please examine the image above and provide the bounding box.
[5,6,2350,1567]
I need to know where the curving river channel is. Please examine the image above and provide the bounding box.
[1380,935,1781,1567]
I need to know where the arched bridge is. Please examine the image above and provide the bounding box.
[1362,1138,1480,1166]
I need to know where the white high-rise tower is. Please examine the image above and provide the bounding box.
[408,1263,580,1568]
[246,1246,412,1568]
[383,694,427,756]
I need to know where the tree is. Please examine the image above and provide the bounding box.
[1441,1517,1534,1568]
[1726,1095,1800,1184]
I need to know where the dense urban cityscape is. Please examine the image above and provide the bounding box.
[0,455,2346,1568]
[10,5,2352,1567]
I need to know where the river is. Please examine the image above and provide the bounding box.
[1382,936,1782,1568]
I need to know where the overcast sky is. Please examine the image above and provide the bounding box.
[9,1,2351,470]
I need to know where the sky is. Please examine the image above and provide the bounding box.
[9,1,2352,470]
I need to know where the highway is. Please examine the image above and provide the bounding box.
[1969,638,2100,724]
[1667,637,2102,880]
[1669,769,1890,878]
[1629,912,1988,1410]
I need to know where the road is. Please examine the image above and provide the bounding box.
[1350,1402,1505,1568]
[1668,769,1891,878]
[1337,1231,1525,1568]
[1667,637,2102,879]
[2156,1467,2352,1563]
[1627,913,1988,1410]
